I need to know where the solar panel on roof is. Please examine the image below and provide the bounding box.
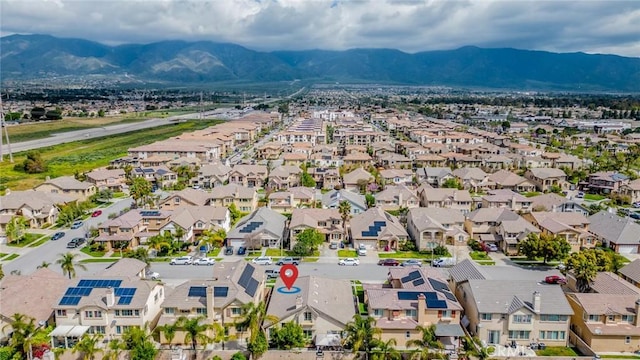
[245,278,259,297]
[118,296,133,305]
[238,266,254,288]
[188,286,207,297]
[443,292,458,302]
[426,298,447,309]
[428,278,449,292]
[59,296,81,306]
[214,287,229,297]
[401,270,422,283]
[412,278,425,286]
[115,288,137,296]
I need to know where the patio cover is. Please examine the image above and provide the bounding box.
[435,323,465,337]
[315,333,342,347]
[50,325,90,338]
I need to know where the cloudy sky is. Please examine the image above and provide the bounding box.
[1,0,639,57]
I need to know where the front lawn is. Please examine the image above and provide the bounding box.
[379,250,448,259]
[6,233,44,247]
[80,247,106,257]
[1,253,19,261]
[338,250,357,257]
[469,251,490,260]
[28,238,50,247]
[584,193,607,201]
[207,248,221,257]
[80,258,117,263]
[535,347,579,356]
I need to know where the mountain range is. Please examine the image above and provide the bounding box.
[2,34,640,91]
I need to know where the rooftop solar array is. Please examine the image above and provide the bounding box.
[65,287,93,296]
[361,220,386,237]
[214,287,229,297]
[140,210,161,216]
[412,278,425,287]
[426,298,448,309]
[118,296,134,305]
[245,278,259,297]
[59,296,82,306]
[397,291,438,301]
[188,286,207,297]
[78,279,122,288]
[114,288,137,297]
[401,270,421,283]
[238,265,254,288]
[239,221,263,234]
[428,278,449,292]
[59,279,135,307]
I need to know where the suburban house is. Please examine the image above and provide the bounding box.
[95,210,145,251]
[322,189,367,215]
[406,208,469,250]
[192,163,232,189]
[378,153,412,169]
[528,193,589,216]
[378,169,414,186]
[416,167,454,187]
[34,176,97,201]
[267,165,302,191]
[85,168,126,192]
[308,167,341,190]
[619,260,640,288]
[464,208,540,255]
[449,260,573,347]
[267,187,317,214]
[350,207,408,250]
[0,268,70,341]
[208,184,258,213]
[419,188,473,214]
[342,151,373,168]
[225,207,287,249]
[452,167,489,192]
[524,168,567,192]
[588,211,640,254]
[132,166,178,189]
[583,171,629,194]
[343,167,375,193]
[0,190,74,230]
[159,188,209,210]
[228,164,268,188]
[265,276,355,348]
[620,179,640,204]
[158,261,265,344]
[364,267,465,351]
[374,185,420,211]
[524,212,595,252]
[289,208,343,248]
[51,276,165,346]
[487,170,536,193]
[159,206,231,242]
[481,189,532,212]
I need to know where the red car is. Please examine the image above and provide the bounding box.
[91,210,102,217]
[544,275,566,284]
[378,259,400,266]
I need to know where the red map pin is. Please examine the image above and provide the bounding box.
[280,264,298,290]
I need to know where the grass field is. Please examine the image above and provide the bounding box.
[535,347,579,356]
[6,233,44,247]
[80,247,107,257]
[2,254,20,261]
[584,193,607,201]
[0,119,223,193]
[379,250,448,259]
[338,250,357,257]
[28,237,50,247]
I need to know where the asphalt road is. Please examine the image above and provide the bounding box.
[2,198,133,275]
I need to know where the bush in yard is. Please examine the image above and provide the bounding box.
[433,245,448,256]
[399,240,416,252]
[467,239,483,251]
[231,352,246,360]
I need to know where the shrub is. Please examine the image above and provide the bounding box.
[467,239,483,251]
[399,240,416,252]
[231,351,247,360]
[433,245,448,256]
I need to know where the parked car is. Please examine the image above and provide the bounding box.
[193,257,216,266]
[432,257,456,267]
[170,256,194,265]
[401,259,422,267]
[633,202,640,208]
[378,259,400,266]
[237,246,247,255]
[357,244,367,256]
[631,212,640,220]
[224,246,234,255]
[145,270,160,280]
[252,256,273,265]
[276,257,300,266]
[66,238,85,248]
[339,258,360,266]
[51,232,65,241]
[91,210,102,217]
[486,243,499,252]
[544,275,566,284]
[265,269,280,279]
[576,192,585,198]
[70,221,83,229]
[329,242,338,250]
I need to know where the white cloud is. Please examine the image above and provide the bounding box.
[1,0,639,56]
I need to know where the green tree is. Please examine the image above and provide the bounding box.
[200,228,226,250]
[236,302,278,358]
[124,247,151,264]
[101,338,124,360]
[228,203,242,225]
[36,261,51,269]
[130,177,152,207]
[339,200,351,242]
[231,352,247,360]
[372,338,401,360]
[301,170,316,188]
[406,324,444,359]
[248,331,268,358]
[365,193,376,208]
[291,228,324,256]
[5,216,28,244]
[13,151,48,173]
[73,334,103,360]
[97,109,105,117]
[0,264,3,280]
[56,252,87,279]
[269,321,306,350]
[565,250,599,292]
[122,325,157,360]
[178,316,213,352]
[343,315,381,358]
[517,233,570,264]
[441,178,461,189]
[2,314,39,359]
[156,322,180,348]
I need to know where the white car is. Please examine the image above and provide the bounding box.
[170,256,194,265]
[145,270,160,280]
[251,256,273,265]
[339,258,360,266]
[193,257,216,266]
[486,243,499,252]
[432,257,456,267]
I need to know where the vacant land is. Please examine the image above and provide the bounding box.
[0,119,223,193]
[6,109,195,143]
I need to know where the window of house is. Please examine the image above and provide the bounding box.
[508,331,530,340]
[304,312,313,321]
[373,309,384,317]
[56,309,66,317]
[165,308,175,315]
[608,315,615,322]
[134,310,140,316]
[231,308,242,315]
[116,326,121,335]
[405,309,417,318]
[405,331,411,338]
[512,314,532,323]
[626,336,631,344]
[480,313,492,321]
[540,315,567,322]
[120,310,133,317]
[196,308,207,315]
[303,330,313,339]
[622,315,635,323]
[539,331,565,340]
[85,311,93,318]
[585,314,600,322]
[439,310,453,318]
[94,311,102,318]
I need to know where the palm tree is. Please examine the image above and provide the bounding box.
[36,261,51,269]
[178,316,213,353]
[156,322,180,349]
[102,338,123,360]
[73,334,103,360]
[56,252,87,279]
[236,302,278,359]
[406,324,444,360]
[2,313,38,358]
[339,200,351,243]
[343,314,381,359]
[372,338,401,360]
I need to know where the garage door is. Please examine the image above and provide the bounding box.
[618,245,638,254]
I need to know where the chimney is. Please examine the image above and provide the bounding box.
[106,288,115,307]
[532,291,541,313]
[206,285,215,322]
[635,299,640,327]
[511,195,517,210]
[417,293,427,324]
[295,295,303,309]
[398,192,403,207]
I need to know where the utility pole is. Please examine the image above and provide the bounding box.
[0,92,14,163]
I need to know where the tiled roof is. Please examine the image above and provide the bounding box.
[619,259,640,283]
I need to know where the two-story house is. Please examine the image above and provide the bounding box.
[524,168,567,192]
[159,188,209,210]
[0,190,73,230]
[267,165,302,191]
[34,176,97,201]
[481,189,532,212]
[225,207,287,249]
[343,167,374,194]
[192,163,232,189]
[524,212,595,252]
[95,210,145,251]
[407,208,469,250]
[308,168,341,190]
[583,171,629,194]
[265,276,355,347]
[51,276,165,347]
[267,187,317,214]
[465,208,540,254]
[378,169,414,187]
[228,165,268,188]
[322,190,367,215]
[289,208,343,247]
[159,206,230,242]
[419,188,473,214]
[487,170,536,193]
[588,211,640,254]
[85,168,126,192]
[350,208,408,250]
[416,167,454,187]
[375,185,420,211]
[208,184,258,213]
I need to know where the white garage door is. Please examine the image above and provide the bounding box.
[618,245,638,254]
